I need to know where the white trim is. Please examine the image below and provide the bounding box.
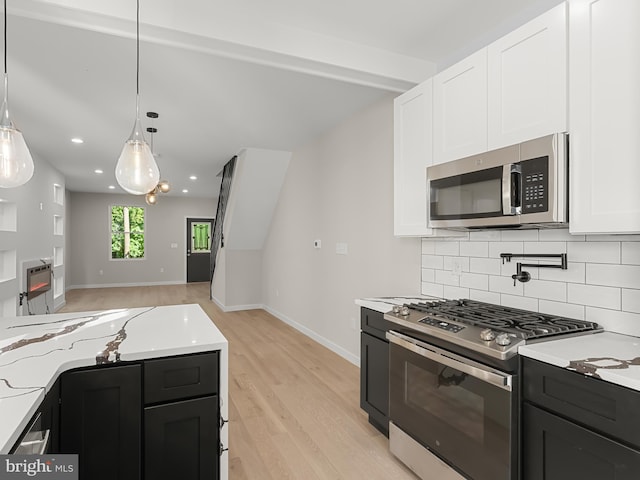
[210,296,262,312]
[263,305,360,367]
[66,280,185,290]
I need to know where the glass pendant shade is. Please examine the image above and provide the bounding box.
[0,74,34,188]
[115,115,160,195]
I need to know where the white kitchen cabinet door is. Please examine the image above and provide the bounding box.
[488,3,567,150]
[433,49,488,165]
[569,0,640,234]
[394,80,432,236]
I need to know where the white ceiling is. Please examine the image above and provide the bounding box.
[6,0,563,198]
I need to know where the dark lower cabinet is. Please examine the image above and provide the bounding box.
[145,396,219,480]
[56,352,220,480]
[60,364,142,480]
[360,307,392,436]
[523,403,640,480]
[522,358,640,480]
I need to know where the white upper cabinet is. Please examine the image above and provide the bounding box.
[394,80,433,236]
[488,3,568,150]
[569,0,640,234]
[433,49,488,165]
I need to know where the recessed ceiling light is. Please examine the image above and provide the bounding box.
[108,185,115,190]
[182,189,188,193]
[94,169,103,174]
[71,138,84,144]
[189,175,197,180]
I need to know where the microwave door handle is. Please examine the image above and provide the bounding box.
[502,164,521,215]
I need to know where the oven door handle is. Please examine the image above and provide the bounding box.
[387,331,513,391]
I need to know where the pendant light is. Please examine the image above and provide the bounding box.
[143,112,170,205]
[0,0,34,188]
[115,0,159,195]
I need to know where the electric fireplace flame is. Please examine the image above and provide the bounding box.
[26,263,52,299]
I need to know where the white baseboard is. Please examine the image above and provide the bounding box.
[210,296,262,312]
[66,280,185,290]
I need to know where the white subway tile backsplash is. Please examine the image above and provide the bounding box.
[489,242,524,258]
[568,284,621,310]
[460,272,489,291]
[586,234,640,242]
[421,268,435,283]
[421,282,444,298]
[469,290,501,304]
[469,230,501,241]
[622,289,640,314]
[567,242,620,264]
[501,294,538,311]
[436,270,460,286]
[460,242,489,258]
[421,239,436,255]
[422,255,443,269]
[470,258,502,275]
[501,230,539,241]
[444,285,470,299]
[539,300,585,320]
[435,241,460,256]
[524,242,567,255]
[539,262,585,283]
[489,275,524,295]
[586,307,640,337]
[622,242,640,265]
[586,264,640,289]
[418,230,640,335]
[524,280,567,302]
[538,229,585,242]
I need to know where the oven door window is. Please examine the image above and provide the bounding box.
[389,342,514,480]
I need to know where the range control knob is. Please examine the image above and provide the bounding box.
[495,333,512,346]
[480,329,496,342]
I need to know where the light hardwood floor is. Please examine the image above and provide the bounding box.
[59,283,416,479]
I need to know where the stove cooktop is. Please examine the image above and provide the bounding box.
[384,299,603,361]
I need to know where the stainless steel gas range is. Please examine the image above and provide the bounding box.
[384,299,602,480]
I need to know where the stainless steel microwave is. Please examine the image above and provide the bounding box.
[427,133,568,229]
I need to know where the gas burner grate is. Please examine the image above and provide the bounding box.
[405,299,599,339]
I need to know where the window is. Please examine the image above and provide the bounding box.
[111,206,145,259]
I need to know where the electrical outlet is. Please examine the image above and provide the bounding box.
[314,239,321,249]
[336,242,348,255]
[160,267,164,273]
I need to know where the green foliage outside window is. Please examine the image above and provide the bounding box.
[111,206,145,259]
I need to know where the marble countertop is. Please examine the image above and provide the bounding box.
[355,296,441,313]
[0,304,228,454]
[519,332,640,391]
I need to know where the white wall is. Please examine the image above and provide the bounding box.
[67,192,215,288]
[421,229,640,337]
[0,154,65,316]
[261,95,422,364]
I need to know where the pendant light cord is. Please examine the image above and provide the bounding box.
[4,0,7,75]
[136,0,139,96]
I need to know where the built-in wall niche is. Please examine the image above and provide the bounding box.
[53,215,63,236]
[54,247,64,267]
[0,249,16,283]
[0,200,17,232]
[53,184,64,205]
[1,297,15,316]
[54,275,64,299]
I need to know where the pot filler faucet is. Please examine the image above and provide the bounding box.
[500,253,568,285]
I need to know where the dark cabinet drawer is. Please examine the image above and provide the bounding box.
[361,307,393,340]
[522,358,640,448]
[144,352,219,405]
[523,403,640,480]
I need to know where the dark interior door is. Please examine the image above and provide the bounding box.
[186,218,214,283]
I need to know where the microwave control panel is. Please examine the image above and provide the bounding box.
[520,156,548,213]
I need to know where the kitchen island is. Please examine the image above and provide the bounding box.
[0,303,228,479]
